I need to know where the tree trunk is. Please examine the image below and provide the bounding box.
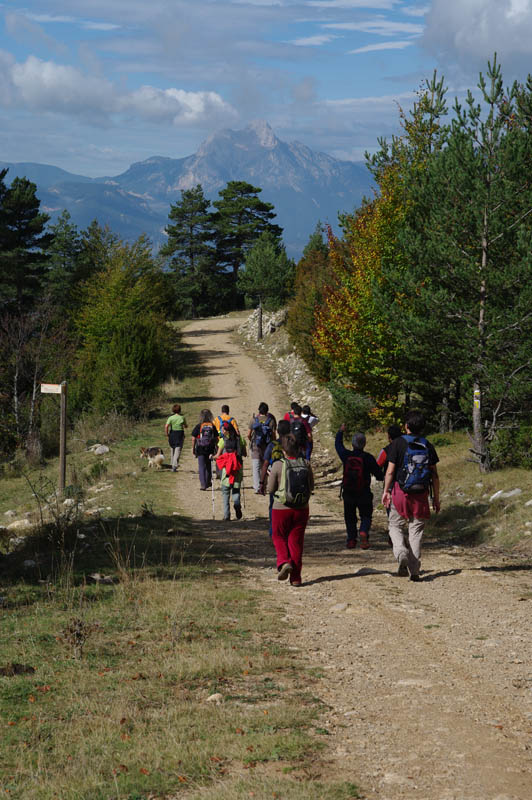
[257,296,263,341]
[440,385,450,433]
[474,207,489,472]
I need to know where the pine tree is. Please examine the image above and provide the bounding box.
[0,173,52,310]
[160,185,223,317]
[46,210,83,304]
[398,57,532,468]
[213,181,282,287]
[237,232,294,310]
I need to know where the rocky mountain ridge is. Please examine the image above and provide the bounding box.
[1,121,373,257]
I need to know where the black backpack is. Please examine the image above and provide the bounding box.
[290,419,308,447]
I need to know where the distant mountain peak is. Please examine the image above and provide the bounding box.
[245,120,277,148]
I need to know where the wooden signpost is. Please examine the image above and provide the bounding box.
[41,381,67,493]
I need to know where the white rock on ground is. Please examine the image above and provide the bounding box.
[4,510,17,518]
[7,519,31,531]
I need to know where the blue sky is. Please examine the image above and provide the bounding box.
[1,0,532,176]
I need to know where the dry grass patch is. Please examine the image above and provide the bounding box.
[0,574,338,799]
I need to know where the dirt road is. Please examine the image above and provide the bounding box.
[176,316,532,800]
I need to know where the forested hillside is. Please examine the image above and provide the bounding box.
[2,59,532,477]
[286,60,532,474]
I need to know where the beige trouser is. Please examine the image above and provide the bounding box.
[388,501,425,576]
[170,446,182,470]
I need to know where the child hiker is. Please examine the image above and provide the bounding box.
[267,433,314,587]
[212,421,245,520]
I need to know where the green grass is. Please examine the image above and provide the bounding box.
[0,319,362,800]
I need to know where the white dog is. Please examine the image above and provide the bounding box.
[140,447,165,469]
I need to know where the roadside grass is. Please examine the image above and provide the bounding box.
[1,318,362,800]
[1,567,348,799]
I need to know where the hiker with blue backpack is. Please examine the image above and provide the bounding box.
[191,409,218,490]
[335,424,384,549]
[381,410,441,582]
[248,402,277,493]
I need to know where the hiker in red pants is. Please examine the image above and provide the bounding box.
[267,433,314,587]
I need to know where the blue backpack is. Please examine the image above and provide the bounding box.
[397,435,431,493]
[252,414,273,450]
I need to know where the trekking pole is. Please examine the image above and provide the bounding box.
[211,479,215,520]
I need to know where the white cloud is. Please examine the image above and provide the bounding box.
[1,54,237,126]
[308,1,397,8]
[325,18,424,35]
[402,4,430,17]
[423,0,532,76]
[290,34,337,45]
[25,12,121,31]
[349,40,414,53]
[124,86,237,124]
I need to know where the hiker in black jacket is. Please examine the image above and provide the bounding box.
[335,424,383,549]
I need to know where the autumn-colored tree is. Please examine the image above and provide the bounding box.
[313,168,405,422]
[286,223,331,380]
[311,74,449,424]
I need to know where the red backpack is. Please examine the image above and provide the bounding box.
[342,455,365,494]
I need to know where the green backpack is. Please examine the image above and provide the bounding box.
[275,457,311,508]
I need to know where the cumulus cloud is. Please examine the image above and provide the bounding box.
[1,54,237,126]
[423,0,532,77]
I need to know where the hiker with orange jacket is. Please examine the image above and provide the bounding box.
[335,424,383,549]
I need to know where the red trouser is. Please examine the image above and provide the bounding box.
[271,507,309,583]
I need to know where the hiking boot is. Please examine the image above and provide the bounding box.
[290,580,302,587]
[359,532,370,550]
[410,574,421,582]
[277,563,293,581]
[397,556,409,577]
[346,539,356,549]
[234,505,242,520]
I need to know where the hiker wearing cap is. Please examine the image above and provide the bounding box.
[213,421,245,520]
[191,409,218,490]
[248,402,277,493]
[382,410,440,582]
[165,403,187,472]
[267,433,314,586]
[335,424,383,549]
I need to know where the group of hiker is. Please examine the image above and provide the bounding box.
[166,400,441,586]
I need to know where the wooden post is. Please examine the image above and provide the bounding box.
[59,382,67,493]
[257,295,263,341]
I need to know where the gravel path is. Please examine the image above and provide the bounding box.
[176,316,532,800]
